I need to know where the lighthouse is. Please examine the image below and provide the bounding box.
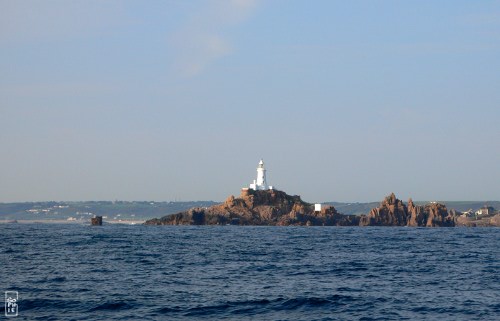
[249,159,273,191]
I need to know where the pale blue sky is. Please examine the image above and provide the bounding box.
[1,0,499,202]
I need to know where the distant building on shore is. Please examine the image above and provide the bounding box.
[460,209,474,218]
[314,203,332,213]
[247,159,273,191]
[475,206,494,216]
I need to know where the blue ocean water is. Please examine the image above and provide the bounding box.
[1,224,498,320]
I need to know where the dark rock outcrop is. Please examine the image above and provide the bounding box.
[145,189,359,226]
[91,216,103,226]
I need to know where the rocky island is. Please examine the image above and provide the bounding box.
[145,189,498,227]
[359,193,455,227]
[145,188,360,226]
[145,160,499,227]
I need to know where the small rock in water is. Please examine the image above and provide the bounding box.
[91,216,103,226]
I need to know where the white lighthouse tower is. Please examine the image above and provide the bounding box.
[249,159,273,191]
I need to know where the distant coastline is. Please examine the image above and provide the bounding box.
[2,200,498,220]
[1,196,499,227]
[0,219,145,225]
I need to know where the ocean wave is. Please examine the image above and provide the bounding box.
[21,298,81,311]
[88,301,134,311]
[159,295,361,317]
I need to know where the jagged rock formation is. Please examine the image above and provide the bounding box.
[408,200,455,227]
[359,193,408,226]
[359,193,455,227]
[145,189,359,226]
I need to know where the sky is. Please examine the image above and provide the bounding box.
[1,0,499,203]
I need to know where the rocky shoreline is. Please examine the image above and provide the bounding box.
[144,189,499,227]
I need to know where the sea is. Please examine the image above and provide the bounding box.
[1,224,498,321]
